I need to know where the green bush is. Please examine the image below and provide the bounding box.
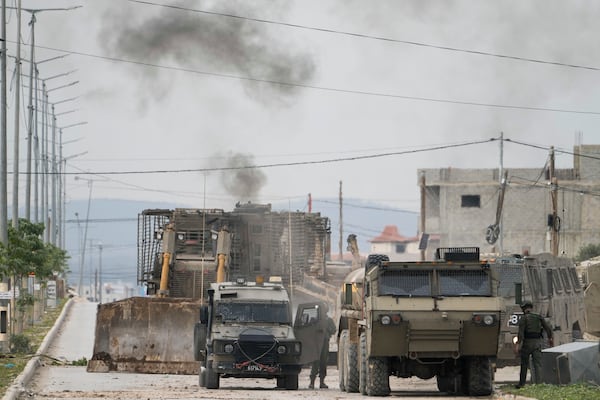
[9,334,31,354]
[576,243,600,261]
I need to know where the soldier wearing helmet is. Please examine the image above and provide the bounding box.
[515,300,553,388]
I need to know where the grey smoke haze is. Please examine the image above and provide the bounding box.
[215,152,267,200]
[99,1,315,106]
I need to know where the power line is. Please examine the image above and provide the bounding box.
[129,0,600,73]
[21,138,498,175]
[505,139,600,161]
[314,199,418,215]
[27,41,600,116]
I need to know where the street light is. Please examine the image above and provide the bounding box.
[98,242,103,304]
[6,2,80,225]
[74,176,93,297]
[74,211,82,296]
[61,151,87,248]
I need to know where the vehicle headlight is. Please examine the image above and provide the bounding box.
[472,313,496,326]
[224,344,234,353]
[512,336,519,344]
[380,315,391,325]
[277,345,287,354]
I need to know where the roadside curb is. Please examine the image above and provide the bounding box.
[2,297,74,400]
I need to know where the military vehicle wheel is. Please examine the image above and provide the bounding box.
[358,332,367,395]
[205,363,220,389]
[345,338,359,392]
[338,330,347,391]
[436,374,463,394]
[467,356,492,396]
[284,373,298,390]
[366,357,390,396]
[198,367,206,387]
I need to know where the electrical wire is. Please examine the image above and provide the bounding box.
[24,41,600,116]
[314,199,418,214]
[23,138,498,175]
[129,0,600,73]
[506,139,600,161]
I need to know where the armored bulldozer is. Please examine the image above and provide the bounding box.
[88,203,331,374]
[194,278,327,389]
[337,248,503,397]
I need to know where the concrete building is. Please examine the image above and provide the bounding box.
[369,225,420,261]
[418,144,600,258]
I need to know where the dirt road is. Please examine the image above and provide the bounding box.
[17,298,525,400]
[23,364,523,400]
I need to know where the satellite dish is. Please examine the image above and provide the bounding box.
[486,224,500,245]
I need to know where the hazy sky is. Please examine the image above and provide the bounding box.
[5,0,600,219]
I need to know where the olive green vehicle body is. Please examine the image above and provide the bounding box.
[492,253,586,366]
[337,248,503,397]
[194,280,326,390]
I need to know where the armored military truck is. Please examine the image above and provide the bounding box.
[491,253,586,366]
[193,278,325,390]
[337,248,503,397]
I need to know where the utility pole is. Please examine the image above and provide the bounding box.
[98,242,103,304]
[419,171,426,261]
[24,10,36,221]
[1,0,8,244]
[75,177,93,296]
[499,132,504,254]
[11,0,22,228]
[338,180,343,261]
[549,146,559,256]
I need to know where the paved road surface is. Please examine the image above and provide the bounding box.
[17,296,527,400]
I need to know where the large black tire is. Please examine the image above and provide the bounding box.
[198,367,206,387]
[284,374,299,390]
[466,357,493,396]
[436,375,463,394]
[338,330,347,391]
[366,357,390,396]
[345,340,360,392]
[205,362,220,389]
[358,332,367,395]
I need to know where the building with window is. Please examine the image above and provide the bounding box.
[418,144,600,257]
[369,225,420,261]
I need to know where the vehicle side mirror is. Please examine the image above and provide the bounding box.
[344,283,353,306]
[199,305,209,324]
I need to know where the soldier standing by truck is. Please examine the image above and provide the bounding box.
[308,304,336,389]
[516,300,553,388]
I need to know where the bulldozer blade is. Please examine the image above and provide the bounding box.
[87,297,201,374]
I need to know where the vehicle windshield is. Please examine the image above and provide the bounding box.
[378,269,492,297]
[215,301,291,323]
[438,270,492,296]
[379,270,431,297]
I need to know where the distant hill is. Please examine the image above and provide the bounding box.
[64,198,418,293]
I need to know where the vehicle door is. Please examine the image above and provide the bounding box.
[294,302,327,365]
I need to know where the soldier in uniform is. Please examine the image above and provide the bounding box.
[515,300,553,388]
[308,304,337,389]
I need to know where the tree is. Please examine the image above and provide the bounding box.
[0,219,69,333]
[575,243,600,262]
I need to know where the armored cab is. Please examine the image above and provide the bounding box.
[194,279,326,390]
[337,248,503,397]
